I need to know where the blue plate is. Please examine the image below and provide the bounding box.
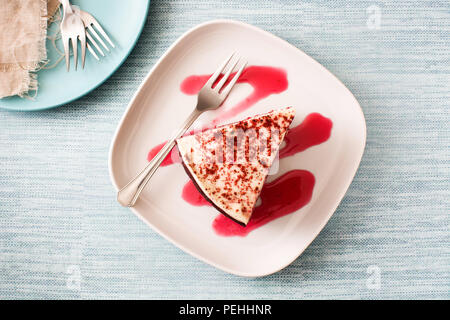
[0,0,150,111]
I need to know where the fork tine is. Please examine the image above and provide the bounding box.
[86,43,100,60]
[92,20,115,48]
[88,25,109,51]
[71,37,78,71]
[205,53,235,88]
[62,35,70,71]
[86,30,105,57]
[220,61,247,98]
[214,58,239,92]
[80,33,86,69]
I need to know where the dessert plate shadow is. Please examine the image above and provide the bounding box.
[108,20,366,277]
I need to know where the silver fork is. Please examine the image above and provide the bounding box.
[71,5,115,61]
[59,0,86,71]
[117,53,247,207]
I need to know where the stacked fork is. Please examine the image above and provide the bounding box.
[59,0,114,71]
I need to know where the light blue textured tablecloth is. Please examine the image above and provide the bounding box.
[0,0,449,299]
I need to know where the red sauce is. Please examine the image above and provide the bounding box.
[180,66,288,125]
[147,66,334,237]
[280,112,333,159]
[212,170,315,237]
[182,180,211,206]
[147,142,180,166]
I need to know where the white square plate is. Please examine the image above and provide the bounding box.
[108,20,366,277]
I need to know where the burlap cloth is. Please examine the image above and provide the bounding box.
[0,0,60,98]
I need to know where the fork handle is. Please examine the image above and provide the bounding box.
[117,108,202,207]
[59,0,73,13]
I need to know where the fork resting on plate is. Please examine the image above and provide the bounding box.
[117,53,247,207]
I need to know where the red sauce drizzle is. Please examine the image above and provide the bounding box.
[180,66,288,125]
[212,170,315,237]
[280,113,333,159]
[147,66,334,237]
[182,180,211,206]
[147,142,180,166]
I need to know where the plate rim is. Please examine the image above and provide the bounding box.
[108,19,367,277]
[0,0,151,112]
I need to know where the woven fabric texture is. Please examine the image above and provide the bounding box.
[0,0,449,299]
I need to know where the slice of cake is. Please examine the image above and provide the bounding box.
[176,107,295,226]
